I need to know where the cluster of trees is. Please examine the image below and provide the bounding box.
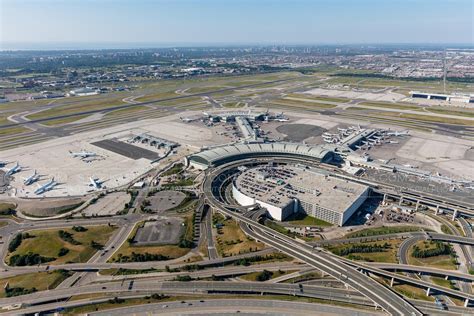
[114,252,169,263]
[412,242,453,258]
[72,226,87,232]
[140,199,153,213]
[8,234,23,253]
[8,232,33,253]
[255,270,274,282]
[4,286,37,298]
[233,253,288,267]
[124,190,139,210]
[58,230,81,245]
[333,243,390,257]
[9,252,55,266]
[145,293,168,300]
[90,240,103,250]
[58,247,69,257]
[178,238,194,249]
[174,275,193,282]
[108,297,125,304]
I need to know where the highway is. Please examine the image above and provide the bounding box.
[203,204,219,259]
[4,279,471,316]
[458,217,474,267]
[88,299,382,316]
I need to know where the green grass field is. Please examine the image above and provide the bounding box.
[26,95,129,121]
[357,101,422,111]
[327,240,401,263]
[8,225,117,265]
[0,202,16,214]
[39,115,89,126]
[214,212,265,257]
[0,271,71,297]
[284,213,332,227]
[345,226,424,238]
[407,240,457,270]
[239,269,296,282]
[425,107,474,118]
[431,277,458,290]
[286,93,350,103]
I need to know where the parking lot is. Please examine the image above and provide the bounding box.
[148,190,187,212]
[133,218,184,246]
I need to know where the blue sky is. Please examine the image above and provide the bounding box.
[1,0,473,47]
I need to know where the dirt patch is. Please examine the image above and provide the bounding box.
[17,197,86,217]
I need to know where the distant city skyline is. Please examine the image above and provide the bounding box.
[1,0,473,50]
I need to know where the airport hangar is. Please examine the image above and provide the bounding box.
[187,142,369,226]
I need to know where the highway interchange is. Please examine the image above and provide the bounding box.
[0,155,472,315]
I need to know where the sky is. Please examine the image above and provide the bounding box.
[1,0,473,49]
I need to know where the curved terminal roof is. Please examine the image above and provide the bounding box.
[189,142,335,168]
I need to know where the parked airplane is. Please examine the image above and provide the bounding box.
[274,117,290,122]
[323,137,338,144]
[69,150,97,159]
[180,117,195,123]
[273,112,289,121]
[23,170,39,185]
[34,178,57,195]
[5,162,21,176]
[386,130,410,136]
[89,177,105,190]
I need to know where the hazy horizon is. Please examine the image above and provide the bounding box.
[1,42,473,52]
[1,0,473,50]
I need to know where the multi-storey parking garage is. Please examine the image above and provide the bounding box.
[232,164,369,225]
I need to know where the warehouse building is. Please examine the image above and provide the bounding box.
[232,165,369,226]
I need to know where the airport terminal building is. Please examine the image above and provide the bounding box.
[187,143,336,170]
[232,165,369,226]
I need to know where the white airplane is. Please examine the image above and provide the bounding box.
[69,150,97,159]
[337,127,348,133]
[323,137,338,144]
[89,177,105,190]
[5,162,21,176]
[180,117,194,123]
[387,130,410,136]
[34,178,57,195]
[23,170,39,185]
